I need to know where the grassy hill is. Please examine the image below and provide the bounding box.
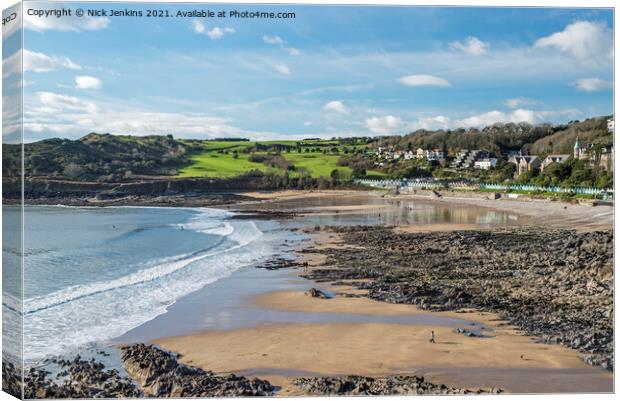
[178,139,371,179]
[3,133,199,181]
[5,116,611,183]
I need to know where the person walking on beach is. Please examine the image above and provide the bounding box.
[429,330,436,344]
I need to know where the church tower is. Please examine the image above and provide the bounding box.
[574,136,581,159]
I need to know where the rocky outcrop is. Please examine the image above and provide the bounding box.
[293,375,501,395]
[304,226,614,371]
[2,362,23,399]
[1,355,142,399]
[305,288,332,299]
[119,344,275,397]
[2,176,278,202]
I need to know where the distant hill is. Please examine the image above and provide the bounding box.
[526,116,612,155]
[372,116,613,156]
[2,133,200,181]
[2,116,612,182]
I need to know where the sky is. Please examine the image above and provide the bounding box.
[1,2,614,142]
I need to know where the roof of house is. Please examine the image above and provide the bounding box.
[509,155,540,163]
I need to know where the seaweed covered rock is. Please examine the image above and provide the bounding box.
[119,343,275,397]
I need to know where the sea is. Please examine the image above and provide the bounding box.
[2,200,522,366]
[3,206,275,364]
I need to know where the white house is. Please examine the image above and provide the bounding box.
[474,158,497,170]
[426,149,445,161]
[404,150,415,160]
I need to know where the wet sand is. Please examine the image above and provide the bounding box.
[152,193,613,394]
[238,189,613,231]
[156,298,612,394]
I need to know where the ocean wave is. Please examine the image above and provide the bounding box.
[172,208,235,237]
[24,220,261,315]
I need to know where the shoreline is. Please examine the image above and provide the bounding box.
[11,188,612,231]
[152,197,612,395]
[10,190,613,396]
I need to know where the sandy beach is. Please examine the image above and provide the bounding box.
[152,190,613,395]
[239,189,613,231]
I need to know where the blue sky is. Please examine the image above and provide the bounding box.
[2,2,614,142]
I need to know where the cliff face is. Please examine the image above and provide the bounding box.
[2,176,282,201]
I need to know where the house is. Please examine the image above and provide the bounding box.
[416,148,426,159]
[600,147,614,172]
[508,155,541,176]
[572,137,614,172]
[608,117,614,134]
[426,149,445,161]
[451,149,489,169]
[474,158,497,170]
[541,154,570,172]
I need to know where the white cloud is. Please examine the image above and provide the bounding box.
[304,121,313,126]
[29,91,95,117]
[533,20,612,65]
[3,49,81,78]
[299,83,374,96]
[25,50,81,72]
[192,21,235,39]
[417,115,452,130]
[207,27,235,40]
[191,20,206,34]
[274,64,291,75]
[11,79,35,89]
[23,91,272,141]
[457,110,514,127]
[24,12,109,32]
[75,76,102,90]
[262,35,302,56]
[2,94,23,142]
[398,74,451,87]
[2,51,22,78]
[365,115,405,134]
[323,100,349,115]
[402,108,581,132]
[449,36,489,56]
[504,97,540,108]
[573,77,612,92]
[263,35,285,45]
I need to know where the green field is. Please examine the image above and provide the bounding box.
[178,152,270,178]
[284,153,351,178]
[178,139,374,179]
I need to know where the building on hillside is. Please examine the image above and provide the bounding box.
[416,148,425,159]
[600,147,615,172]
[474,158,497,170]
[573,137,615,172]
[508,155,541,176]
[608,117,614,134]
[574,136,582,159]
[540,154,570,172]
[425,149,445,161]
[451,149,489,169]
